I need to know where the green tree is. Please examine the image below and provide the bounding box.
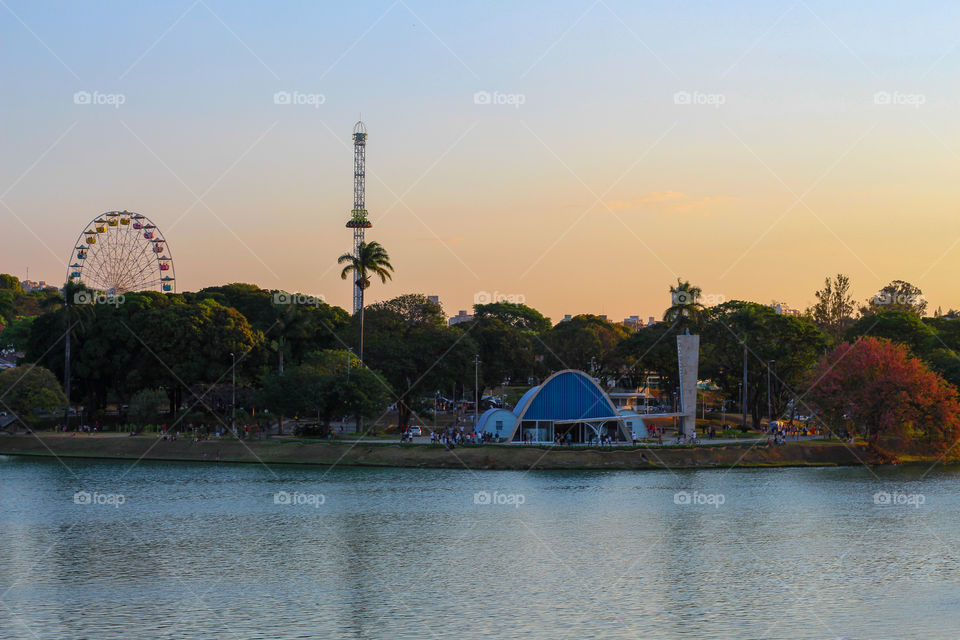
[845,310,936,357]
[338,241,394,361]
[0,365,67,427]
[0,316,34,352]
[0,291,15,326]
[699,301,827,427]
[863,279,927,317]
[359,294,476,430]
[472,301,552,334]
[0,274,22,293]
[39,280,94,406]
[611,321,681,399]
[128,389,167,426]
[460,316,536,389]
[811,273,855,341]
[540,314,630,377]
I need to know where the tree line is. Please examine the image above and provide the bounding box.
[2,271,960,454]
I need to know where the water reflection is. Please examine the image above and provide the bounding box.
[0,458,959,638]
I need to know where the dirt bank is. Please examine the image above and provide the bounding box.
[0,434,884,470]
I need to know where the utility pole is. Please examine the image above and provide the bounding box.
[741,343,748,430]
[230,352,236,437]
[767,360,774,424]
[473,354,481,429]
[347,347,353,378]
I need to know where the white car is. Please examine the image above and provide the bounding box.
[408,426,422,437]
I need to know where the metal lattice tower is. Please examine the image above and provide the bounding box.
[345,120,371,315]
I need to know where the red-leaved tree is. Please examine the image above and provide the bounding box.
[805,337,960,456]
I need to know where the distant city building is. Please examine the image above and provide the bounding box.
[21,280,48,292]
[770,302,800,317]
[562,314,572,322]
[427,295,440,306]
[449,310,473,326]
[622,315,657,331]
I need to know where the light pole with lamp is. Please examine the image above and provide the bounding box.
[230,352,236,437]
[767,359,774,428]
[473,354,481,431]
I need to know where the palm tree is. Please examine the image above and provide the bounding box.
[41,279,93,417]
[663,278,704,332]
[338,241,393,361]
[269,298,308,376]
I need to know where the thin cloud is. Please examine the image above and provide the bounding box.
[607,191,740,214]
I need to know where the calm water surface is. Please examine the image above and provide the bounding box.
[1,455,959,639]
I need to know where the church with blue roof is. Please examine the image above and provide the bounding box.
[476,369,632,444]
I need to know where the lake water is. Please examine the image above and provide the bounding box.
[1,455,959,639]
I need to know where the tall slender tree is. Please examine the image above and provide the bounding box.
[812,273,855,340]
[40,279,93,414]
[338,241,393,361]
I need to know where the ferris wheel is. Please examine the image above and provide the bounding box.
[67,211,176,294]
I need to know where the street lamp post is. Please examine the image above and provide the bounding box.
[741,343,748,430]
[767,360,774,426]
[737,382,742,428]
[230,352,236,437]
[473,354,481,430]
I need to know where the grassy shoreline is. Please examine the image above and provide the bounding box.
[0,433,891,470]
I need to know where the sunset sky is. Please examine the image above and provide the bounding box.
[1,1,958,322]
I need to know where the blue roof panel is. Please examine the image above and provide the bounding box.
[520,371,618,421]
